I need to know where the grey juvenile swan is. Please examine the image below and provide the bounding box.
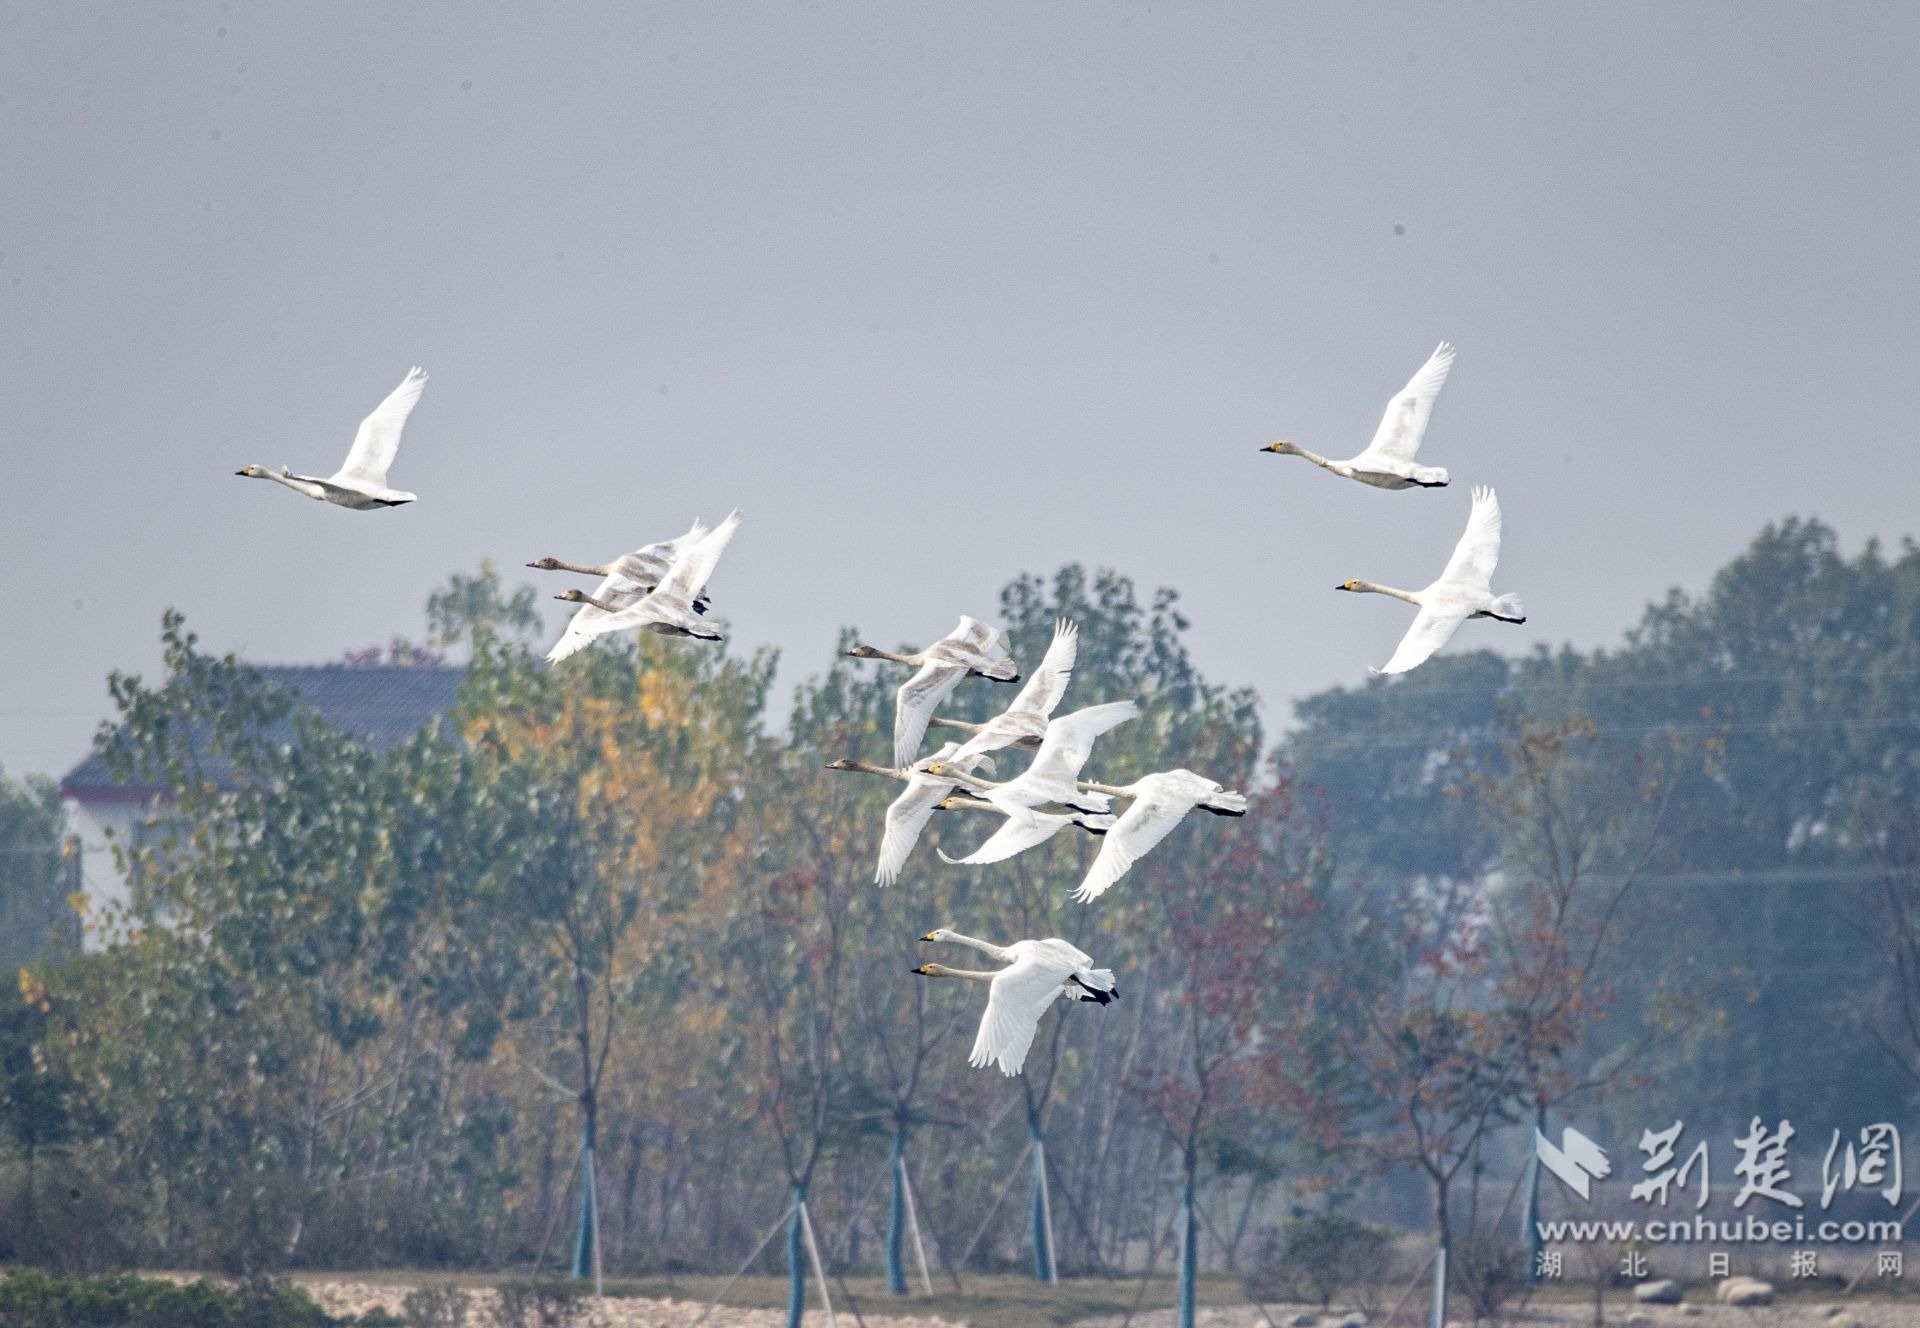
[846,616,1021,770]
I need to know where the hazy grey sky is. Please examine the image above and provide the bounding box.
[3,2,1917,779]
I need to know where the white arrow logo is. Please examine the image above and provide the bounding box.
[1536,1126,1611,1200]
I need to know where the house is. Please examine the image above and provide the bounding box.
[59,663,465,944]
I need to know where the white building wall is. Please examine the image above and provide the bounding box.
[63,797,148,950]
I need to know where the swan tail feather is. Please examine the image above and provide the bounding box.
[1202,790,1249,816]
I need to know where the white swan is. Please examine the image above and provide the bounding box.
[845,617,1022,770]
[1337,484,1525,675]
[912,931,1117,1076]
[537,519,715,663]
[932,620,1078,763]
[236,367,427,508]
[1069,769,1249,903]
[545,510,741,656]
[928,700,1138,829]
[1261,342,1454,489]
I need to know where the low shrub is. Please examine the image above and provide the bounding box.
[493,1280,577,1328]
[1251,1211,1396,1308]
[0,1268,334,1327]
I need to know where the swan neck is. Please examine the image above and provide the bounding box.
[830,759,903,780]
[942,932,1011,962]
[1355,580,1421,605]
[927,716,982,734]
[549,558,608,576]
[1077,780,1130,798]
[925,965,996,983]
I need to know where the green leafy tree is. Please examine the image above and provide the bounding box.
[0,771,74,973]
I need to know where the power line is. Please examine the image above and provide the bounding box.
[1290,712,1919,754]
[1295,664,1920,704]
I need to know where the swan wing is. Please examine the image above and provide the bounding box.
[1351,342,1453,467]
[943,715,1027,763]
[876,775,949,885]
[952,615,1012,661]
[1007,619,1077,721]
[1375,604,1466,675]
[936,811,1073,866]
[544,623,596,664]
[1073,775,1199,902]
[1028,937,1098,972]
[1436,485,1502,591]
[607,519,708,582]
[970,948,1074,1075]
[1025,700,1138,793]
[651,516,711,561]
[945,620,1078,762]
[333,367,426,488]
[659,509,741,602]
[544,602,620,663]
[895,661,966,769]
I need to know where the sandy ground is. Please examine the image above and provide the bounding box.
[1075,1300,1920,1328]
[296,1278,1920,1328]
[300,1278,968,1328]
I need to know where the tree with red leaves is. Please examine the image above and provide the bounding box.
[1124,774,1329,1328]
[1320,716,1685,1324]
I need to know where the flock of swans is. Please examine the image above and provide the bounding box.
[234,341,1526,1077]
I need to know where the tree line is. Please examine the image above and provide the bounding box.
[0,518,1915,1321]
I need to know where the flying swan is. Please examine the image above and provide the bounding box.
[846,617,1021,770]
[912,931,1117,1076]
[1337,484,1525,675]
[545,510,741,656]
[1261,342,1454,489]
[236,367,427,509]
[1069,769,1249,903]
[536,520,716,663]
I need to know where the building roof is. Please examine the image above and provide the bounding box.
[61,664,467,802]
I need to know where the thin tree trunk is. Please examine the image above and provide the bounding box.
[885,1122,909,1295]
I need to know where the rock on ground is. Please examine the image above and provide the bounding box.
[1719,1278,1776,1307]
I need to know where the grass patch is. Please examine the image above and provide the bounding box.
[0,1269,333,1328]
